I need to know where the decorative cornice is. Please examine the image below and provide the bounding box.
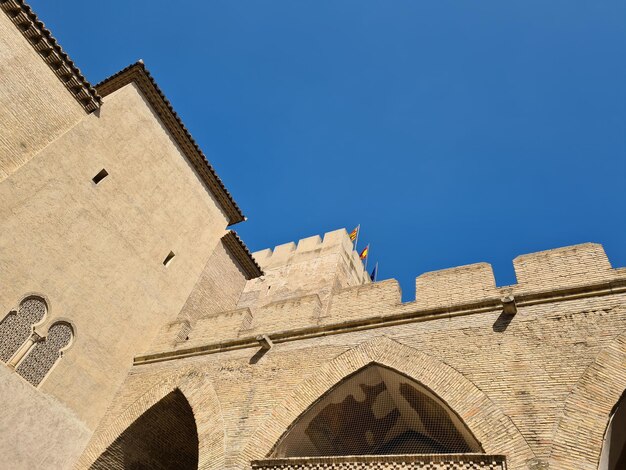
[222,231,263,280]
[96,62,245,225]
[1,0,101,112]
[134,276,626,365]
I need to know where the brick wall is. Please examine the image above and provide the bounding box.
[0,12,85,181]
[79,242,626,469]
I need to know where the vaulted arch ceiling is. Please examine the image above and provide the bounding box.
[91,389,198,470]
[271,364,482,457]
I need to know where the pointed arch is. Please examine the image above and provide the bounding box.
[271,363,483,457]
[241,336,534,469]
[599,391,626,470]
[549,330,626,469]
[91,388,199,469]
[77,368,225,470]
[0,296,47,362]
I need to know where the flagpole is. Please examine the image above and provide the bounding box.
[374,262,378,282]
[353,224,360,252]
[364,244,370,271]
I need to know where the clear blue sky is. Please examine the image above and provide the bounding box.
[31,0,625,300]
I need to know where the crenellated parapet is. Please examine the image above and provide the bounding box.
[409,243,620,310]
[413,262,498,310]
[512,243,613,291]
[238,229,369,312]
[251,228,368,278]
[139,240,626,362]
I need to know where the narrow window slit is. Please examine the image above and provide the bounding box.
[92,169,108,185]
[163,251,175,267]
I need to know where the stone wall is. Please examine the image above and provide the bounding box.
[0,81,233,432]
[0,365,90,469]
[80,243,626,470]
[0,10,85,181]
[146,228,371,355]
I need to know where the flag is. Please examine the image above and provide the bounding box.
[359,245,369,260]
[370,263,378,282]
[349,225,359,242]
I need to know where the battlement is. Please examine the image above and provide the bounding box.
[238,229,369,311]
[143,241,626,360]
[513,243,613,291]
[252,228,367,279]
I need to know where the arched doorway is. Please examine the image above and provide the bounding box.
[91,389,198,469]
[600,392,626,470]
[271,364,482,457]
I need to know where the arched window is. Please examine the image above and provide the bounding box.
[271,364,482,457]
[0,296,47,363]
[15,321,73,387]
[600,392,626,470]
[92,389,199,470]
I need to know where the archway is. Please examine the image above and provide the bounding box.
[241,336,534,469]
[271,363,482,457]
[91,389,198,470]
[599,391,626,470]
[549,330,626,469]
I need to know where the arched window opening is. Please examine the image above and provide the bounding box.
[271,364,482,458]
[92,389,199,470]
[600,391,626,470]
[15,321,73,386]
[0,296,47,363]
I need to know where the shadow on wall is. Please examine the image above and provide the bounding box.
[492,310,515,333]
[91,389,199,470]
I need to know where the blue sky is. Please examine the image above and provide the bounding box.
[31,0,625,300]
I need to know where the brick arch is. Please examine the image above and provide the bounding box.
[240,336,535,469]
[77,368,225,470]
[549,331,626,470]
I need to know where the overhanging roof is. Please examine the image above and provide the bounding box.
[1,0,101,112]
[2,0,245,226]
[96,62,245,225]
[222,231,263,280]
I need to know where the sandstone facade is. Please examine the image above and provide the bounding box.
[0,2,624,469]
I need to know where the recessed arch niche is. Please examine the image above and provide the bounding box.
[270,363,483,457]
[91,389,198,470]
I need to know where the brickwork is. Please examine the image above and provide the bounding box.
[252,455,507,470]
[414,263,498,310]
[2,2,626,469]
[79,244,626,469]
[549,330,626,469]
[78,367,226,470]
[91,389,198,470]
[145,229,371,356]
[0,9,85,181]
[0,80,233,430]
[148,239,250,354]
[513,243,613,292]
[241,229,369,312]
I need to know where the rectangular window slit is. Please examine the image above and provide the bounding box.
[163,251,175,267]
[92,169,108,184]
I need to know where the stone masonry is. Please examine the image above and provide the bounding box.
[1,2,625,469]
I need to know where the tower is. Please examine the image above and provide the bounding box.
[1,2,625,469]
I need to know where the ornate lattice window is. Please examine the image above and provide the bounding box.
[16,322,73,386]
[0,297,47,363]
[271,364,482,457]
